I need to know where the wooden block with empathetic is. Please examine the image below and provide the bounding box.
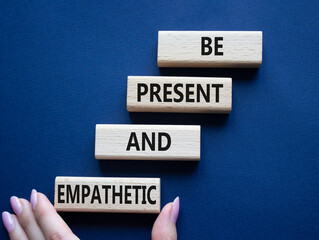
[158,31,262,68]
[95,124,200,161]
[127,76,232,113]
[54,177,161,213]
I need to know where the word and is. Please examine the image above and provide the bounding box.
[126,132,171,151]
[95,124,200,160]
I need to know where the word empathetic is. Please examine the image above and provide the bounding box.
[54,177,161,213]
[57,184,157,205]
[95,124,200,161]
[158,31,262,68]
[127,76,232,113]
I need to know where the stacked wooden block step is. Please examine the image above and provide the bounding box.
[54,31,262,213]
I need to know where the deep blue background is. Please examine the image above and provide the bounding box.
[1,1,319,239]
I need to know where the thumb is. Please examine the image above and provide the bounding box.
[152,197,180,240]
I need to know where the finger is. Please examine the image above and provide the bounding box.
[10,196,45,240]
[2,212,28,240]
[31,189,79,240]
[151,197,180,240]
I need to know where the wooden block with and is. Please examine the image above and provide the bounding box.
[54,177,161,213]
[95,124,200,161]
[127,76,232,113]
[158,31,262,68]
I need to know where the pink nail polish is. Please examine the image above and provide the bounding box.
[30,189,37,210]
[2,211,14,233]
[10,196,22,217]
[171,196,180,224]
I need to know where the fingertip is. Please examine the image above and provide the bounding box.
[30,189,37,210]
[5,213,30,240]
[152,197,180,240]
[171,196,180,224]
[161,202,173,216]
[19,198,31,207]
[37,192,56,210]
[2,211,14,233]
[37,192,50,201]
[32,191,77,240]
[10,196,22,217]
[33,191,57,220]
[159,197,180,223]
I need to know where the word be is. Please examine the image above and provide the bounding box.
[201,37,223,56]
[157,31,262,67]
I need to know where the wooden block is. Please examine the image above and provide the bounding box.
[158,31,262,68]
[54,177,161,213]
[127,76,231,113]
[95,124,200,160]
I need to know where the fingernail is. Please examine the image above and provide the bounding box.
[10,196,22,217]
[2,211,14,233]
[170,196,180,224]
[30,189,37,210]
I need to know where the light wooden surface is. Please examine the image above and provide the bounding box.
[95,124,200,160]
[158,31,262,68]
[127,76,232,113]
[54,177,161,213]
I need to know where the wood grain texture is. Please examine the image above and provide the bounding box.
[127,76,232,113]
[95,124,200,161]
[54,177,161,213]
[158,31,262,68]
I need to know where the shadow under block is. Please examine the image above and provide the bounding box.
[95,124,200,161]
[157,31,262,68]
[54,177,161,213]
[127,76,232,113]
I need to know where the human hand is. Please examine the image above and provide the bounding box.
[2,189,179,240]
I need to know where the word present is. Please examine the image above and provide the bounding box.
[127,76,232,113]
